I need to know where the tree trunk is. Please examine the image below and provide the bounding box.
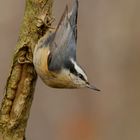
[0,0,53,139]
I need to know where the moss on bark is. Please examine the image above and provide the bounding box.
[0,0,53,139]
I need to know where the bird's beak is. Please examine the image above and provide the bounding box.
[86,83,101,91]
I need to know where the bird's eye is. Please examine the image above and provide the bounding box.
[78,73,85,81]
[79,74,83,78]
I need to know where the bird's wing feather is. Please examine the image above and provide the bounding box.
[69,0,78,41]
[48,0,78,71]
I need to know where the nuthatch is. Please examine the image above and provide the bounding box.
[33,0,100,91]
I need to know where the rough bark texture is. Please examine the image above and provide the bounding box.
[0,0,53,139]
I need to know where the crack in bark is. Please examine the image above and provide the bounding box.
[0,0,53,139]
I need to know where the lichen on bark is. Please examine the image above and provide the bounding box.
[0,0,53,139]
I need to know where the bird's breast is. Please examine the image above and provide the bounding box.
[33,46,78,88]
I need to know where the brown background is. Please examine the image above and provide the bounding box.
[0,0,140,140]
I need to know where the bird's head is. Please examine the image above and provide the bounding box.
[64,58,100,91]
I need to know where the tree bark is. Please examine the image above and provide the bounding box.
[0,0,53,139]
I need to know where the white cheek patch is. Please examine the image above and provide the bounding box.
[70,58,88,81]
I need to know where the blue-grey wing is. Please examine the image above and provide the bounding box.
[48,0,78,71]
[69,0,78,41]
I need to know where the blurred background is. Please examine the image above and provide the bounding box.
[0,0,140,140]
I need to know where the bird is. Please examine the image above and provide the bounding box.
[33,0,100,91]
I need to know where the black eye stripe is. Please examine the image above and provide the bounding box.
[64,60,86,81]
[78,73,86,81]
[64,60,77,75]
